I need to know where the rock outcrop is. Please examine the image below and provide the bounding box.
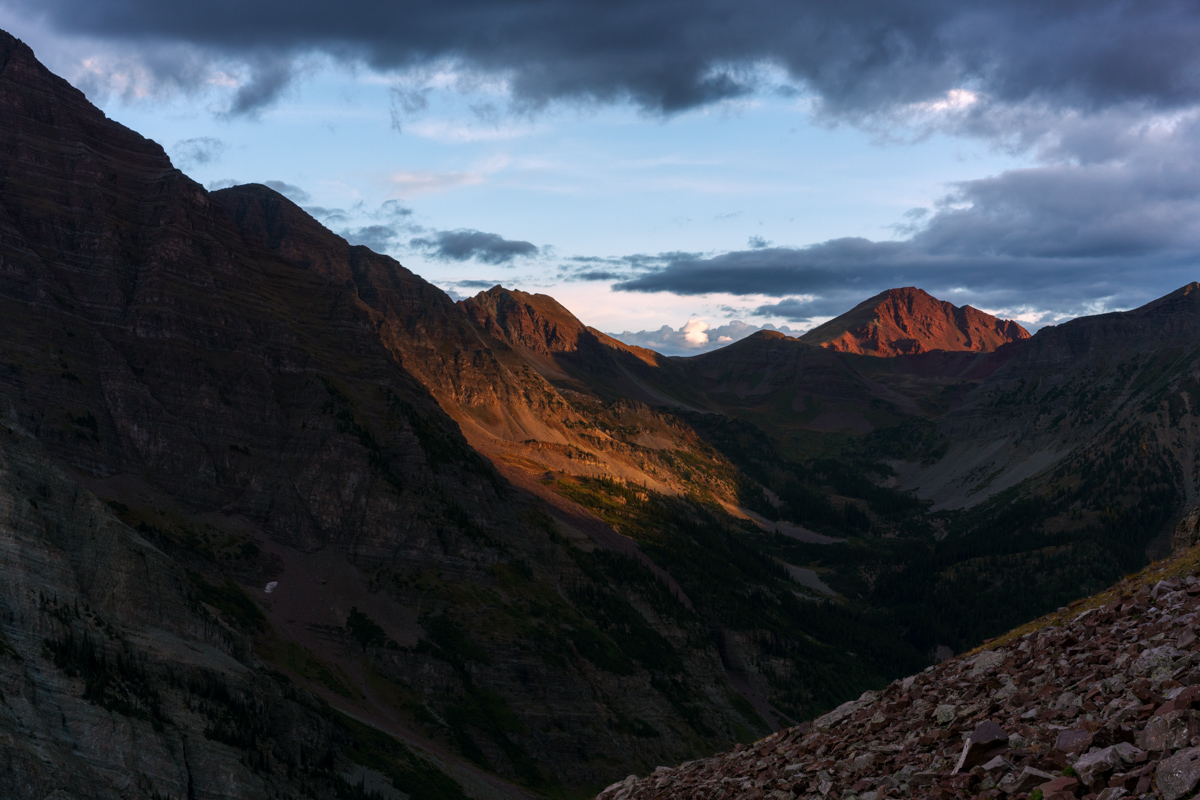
[800,287,1030,357]
[598,557,1200,800]
[1173,507,1200,555]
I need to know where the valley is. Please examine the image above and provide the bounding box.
[1,25,1200,800]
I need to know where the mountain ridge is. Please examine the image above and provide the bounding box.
[799,286,1030,357]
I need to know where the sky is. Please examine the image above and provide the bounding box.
[2,1,1200,355]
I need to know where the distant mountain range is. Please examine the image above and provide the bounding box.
[2,27,1200,800]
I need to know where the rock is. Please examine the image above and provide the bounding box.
[1133,645,1183,676]
[1173,505,1200,554]
[597,775,639,800]
[999,767,1057,794]
[814,692,877,730]
[980,755,1010,773]
[1055,728,1095,754]
[934,703,957,725]
[1073,745,1123,789]
[1112,742,1144,764]
[1156,747,1200,800]
[970,650,1005,677]
[1037,775,1080,799]
[953,721,1009,774]
[1095,788,1129,800]
[1137,710,1198,751]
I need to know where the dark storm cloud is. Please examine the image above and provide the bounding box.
[225,55,295,117]
[19,0,1200,117]
[409,229,539,265]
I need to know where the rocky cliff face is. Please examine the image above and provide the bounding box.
[0,28,794,796]
[800,287,1030,357]
[598,544,1200,800]
[0,421,353,800]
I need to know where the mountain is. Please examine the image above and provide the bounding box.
[0,29,939,799]
[7,20,1200,800]
[599,538,1200,800]
[800,286,1030,357]
[898,282,1200,513]
[459,285,685,405]
[0,29,759,796]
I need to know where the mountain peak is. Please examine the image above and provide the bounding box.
[800,287,1029,357]
[460,285,590,357]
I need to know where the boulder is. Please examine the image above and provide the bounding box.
[1156,746,1200,800]
[1073,746,1123,789]
[953,721,1009,774]
[1055,729,1094,754]
[998,766,1056,794]
[1137,710,1198,752]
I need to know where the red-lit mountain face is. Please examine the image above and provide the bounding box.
[801,286,1030,357]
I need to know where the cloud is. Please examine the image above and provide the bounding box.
[384,169,485,196]
[410,229,539,265]
[170,136,225,169]
[609,111,1200,320]
[374,199,413,220]
[20,0,1200,121]
[343,224,402,251]
[262,180,310,203]
[304,205,349,224]
[223,54,295,117]
[607,319,803,356]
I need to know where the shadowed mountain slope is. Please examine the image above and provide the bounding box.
[0,28,774,796]
[0,28,946,798]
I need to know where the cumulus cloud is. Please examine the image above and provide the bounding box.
[607,320,802,356]
[410,229,539,265]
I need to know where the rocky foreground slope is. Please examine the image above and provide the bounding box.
[599,542,1200,800]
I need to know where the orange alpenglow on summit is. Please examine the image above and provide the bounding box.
[799,287,1030,357]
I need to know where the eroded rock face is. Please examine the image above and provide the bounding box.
[598,567,1200,800]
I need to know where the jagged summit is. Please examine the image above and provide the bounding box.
[800,287,1030,357]
[461,285,597,358]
